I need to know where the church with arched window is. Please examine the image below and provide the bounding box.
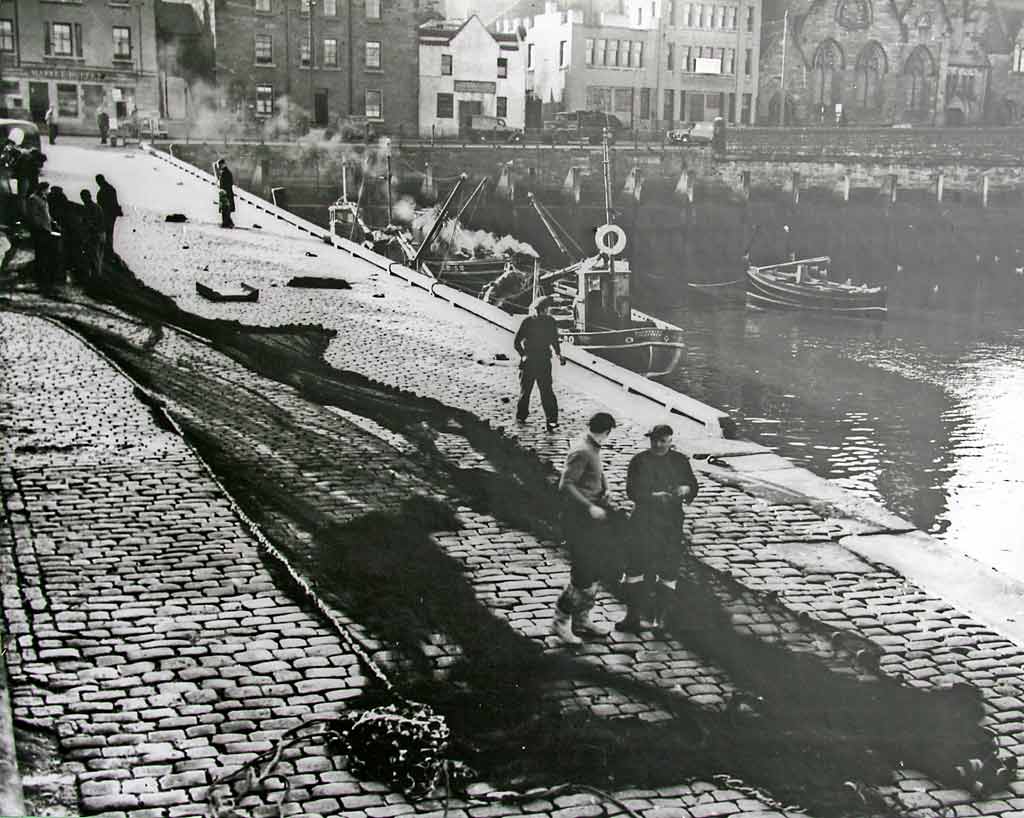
[757,0,1024,124]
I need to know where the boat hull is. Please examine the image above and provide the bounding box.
[564,326,686,378]
[745,269,887,318]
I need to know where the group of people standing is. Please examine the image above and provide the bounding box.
[513,297,700,645]
[22,174,122,290]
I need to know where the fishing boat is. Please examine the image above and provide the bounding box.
[745,257,887,318]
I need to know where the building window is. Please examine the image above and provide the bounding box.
[301,37,311,66]
[254,0,271,9]
[685,3,694,25]
[366,41,381,68]
[50,22,74,56]
[56,83,78,116]
[323,0,337,13]
[634,40,643,68]
[725,47,735,73]
[1014,44,1024,73]
[559,40,567,67]
[622,40,631,67]
[698,4,707,26]
[441,54,452,75]
[324,38,338,66]
[683,45,692,71]
[366,0,381,20]
[585,38,594,65]
[112,26,132,60]
[596,38,606,65]
[301,0,311,12]
[636,7,643,24]
[256,84,274,115]
[663,88,674,121]
[607,39,618,66]
[741,92,752,123]
[365,89,382,118]
[255,34,273,64]
[437,92,453,118]
[639,87,651,118]
[728,91,736,121]
[497,95,507,117]
[527,42,534,68]
[666,42,674,70]
[497,57,508,77]
[746,5,754,31]
[0,19,14,53]
[717,5,727,27]
[744,47,752,75]
[669,0,677,25]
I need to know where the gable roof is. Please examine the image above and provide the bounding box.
[419,13,519,42]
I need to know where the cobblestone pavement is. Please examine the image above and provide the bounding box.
[0,143,1023,817]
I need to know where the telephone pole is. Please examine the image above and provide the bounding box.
[778,8,788,126]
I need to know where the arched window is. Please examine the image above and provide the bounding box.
[904,45,935,117]
[812,39,845,114]
[856,41,888,109]
[836,0,871,30]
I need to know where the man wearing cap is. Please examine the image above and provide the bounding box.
[513,295,565,433]
[618,424,699,633]
[551,411,618,645]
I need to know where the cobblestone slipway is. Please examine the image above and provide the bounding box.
[1,141,1024,817]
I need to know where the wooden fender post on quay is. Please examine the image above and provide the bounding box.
[623,166,641,198]
[882,173,898,204]
[838,173,851,203]
[740,170,751,202]
[675,169,697,204]
[421,162,437,202]
[785,171,801,206]
[563,166,582,203]
[980,173,990,208]
[935,171,945,203]
[495,162,515,200]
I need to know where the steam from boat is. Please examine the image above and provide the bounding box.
[400,201,539,259]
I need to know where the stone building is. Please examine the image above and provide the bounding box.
[504,0,761,130]
[0,0,160,132]
[212,0,440,136]
[418,16,525,137]
[758,0,1024,125]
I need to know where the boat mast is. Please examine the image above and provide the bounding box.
[527,193,574,260]
[601,128,614,228]
[412,174,467,271]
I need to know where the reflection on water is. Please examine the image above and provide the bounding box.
[655,299,1024,582]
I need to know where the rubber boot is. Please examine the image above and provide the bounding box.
[550,608,583,646]
[652,583,675,632]
[615,580,647,633]
[573,605,609,638]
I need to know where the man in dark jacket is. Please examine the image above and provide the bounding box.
[97,110,110,145]
[95,174,122,249]
[551,411,619,645]
[513,295,564,432]
[79,189,105,279]
[215,159,235,228]
[619,424,699,633]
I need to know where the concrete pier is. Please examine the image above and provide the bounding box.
[3,140,1024,818]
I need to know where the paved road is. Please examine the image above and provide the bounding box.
[1,141,1024,817]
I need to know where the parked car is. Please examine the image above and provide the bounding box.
[0,119,42,151]
[468,114,523,143]
[543,110,626,144]
[666,121,714,145]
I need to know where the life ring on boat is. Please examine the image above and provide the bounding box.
[594,224,627,257]
[624,335,635,344]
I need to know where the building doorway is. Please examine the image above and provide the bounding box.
[29,82,50,122]
[458,100,482,135]
[314,89,329,127]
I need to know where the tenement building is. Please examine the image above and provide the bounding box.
[0,0,160,132]
[758,0,1024,125]
[418,15,525,137]
[504,0,761,130]
[213,0,439,136]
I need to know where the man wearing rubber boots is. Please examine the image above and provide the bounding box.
[618,424,699,633]
[551,411,618,645]
[513,295,565,433]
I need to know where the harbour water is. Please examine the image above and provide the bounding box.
[654,292,1024,582]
